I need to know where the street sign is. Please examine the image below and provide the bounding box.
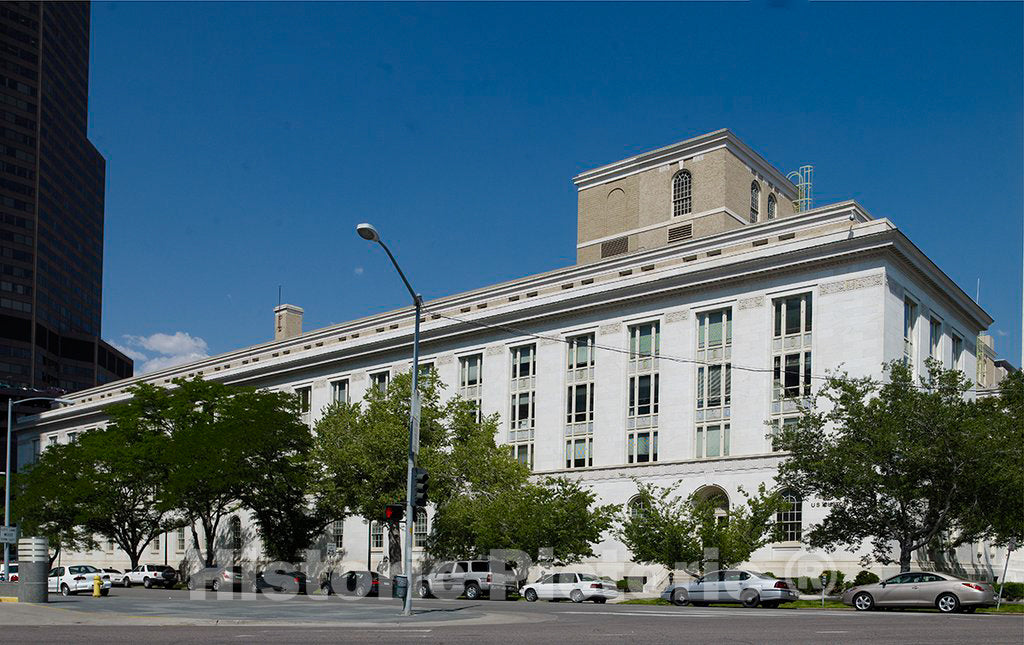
[410,391,421,455]
[0,526,19,544]
[325,543,337,557]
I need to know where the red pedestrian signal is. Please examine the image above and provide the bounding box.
[385,504,404,522]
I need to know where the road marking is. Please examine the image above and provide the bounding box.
[816,631,849,634]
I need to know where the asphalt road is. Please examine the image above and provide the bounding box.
[1,586,1021,644]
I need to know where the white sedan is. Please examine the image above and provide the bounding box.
[523,572,618,603]
[48,564,112,596]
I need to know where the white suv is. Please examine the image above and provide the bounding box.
[122,564,178,589]
[48,564,112,596]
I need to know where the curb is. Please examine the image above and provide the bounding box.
[0,596,18,603]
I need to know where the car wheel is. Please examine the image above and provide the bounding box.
[741,590,760,608]
[123,577,131,588]
[570,589,585,603]
[60,583,71,597]
[524,588,538,602]
[763,601,780,609]
[143,577,152,589]
[936,593,960,614]
[594,597,606,604]
[211,579,221,592]
[251,581,261,594]
[671,589,690,607]
[418,582,431,599]
[853,592,874,611]
[100,588,109,597]
[464,583,481,600]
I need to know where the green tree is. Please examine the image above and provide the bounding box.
[311,371,449,575]
[619,479,783,573]
[775,359,1002,572]
[10,447,97,566]
[71,419,181,569]
[122,377,323,567]
[312,372,617,570]
[958,370,1024,546]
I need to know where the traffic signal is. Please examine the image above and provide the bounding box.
[413,467,429,508]
[385,504,404,523]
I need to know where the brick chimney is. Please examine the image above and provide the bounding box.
[274,304,303,341]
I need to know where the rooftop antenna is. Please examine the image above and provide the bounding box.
[975,278,980,304]
[787,165,814,213]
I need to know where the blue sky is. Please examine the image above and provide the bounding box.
[88,1,1023,372]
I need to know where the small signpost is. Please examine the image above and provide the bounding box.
[820,573,828,608]
[410,391,421,455]
[0,526,18,545]
[326,543,337,558]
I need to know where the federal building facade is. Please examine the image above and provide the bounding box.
[17,129,1013,584]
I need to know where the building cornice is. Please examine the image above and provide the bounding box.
[572,129,799,199]
[22,201,990,430]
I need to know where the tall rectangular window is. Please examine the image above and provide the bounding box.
[414,513,428,548]
[332,520,344,548]
[509,345,536,469]
[177,528,186,552]
[370,371,390,391]
[903,298,917,368]
[295,386,312,428]
[696,309,732,458]
[370,522,383,549]
[951,333,963,372]
[331,379,349,404]
[565,333,595,469]
[628,322,660,463]
[772,294,813,447]
[152,534,161,553]
[458,354,483,421]
[929,318,942,361]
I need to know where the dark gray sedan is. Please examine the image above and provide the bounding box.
[842,571,996,613]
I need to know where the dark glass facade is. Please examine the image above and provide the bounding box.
[0,1,131,396]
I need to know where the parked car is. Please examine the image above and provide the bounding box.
[419,560,518,600]
[660,570,798,608]
[122,564,178,589]
[252,568,308,594]
[522,572,618,603]
[841,571,996,613]
[100,568,123,586]
[321,570,389,597]
[1,562,17,582]
[186,565,242,591]
[47,564,112,596]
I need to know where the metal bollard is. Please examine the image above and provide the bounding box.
[93,575,101,597]
[16,536,48,603]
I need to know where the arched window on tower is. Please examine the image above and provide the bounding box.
[776,489,802,542]
[750,182,761,223]
[767,193,777,220]
[672,170,692,217]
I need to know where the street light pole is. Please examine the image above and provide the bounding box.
[357,223,422,617]
[4,395,73,581]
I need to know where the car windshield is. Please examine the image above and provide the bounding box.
[579,574,598,581]
[748,571,773,578]
[79,565,99,573]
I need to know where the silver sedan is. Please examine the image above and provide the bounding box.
[842,571,996,613]
[660,569,799,608]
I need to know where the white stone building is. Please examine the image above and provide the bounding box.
[15,129,1017,585]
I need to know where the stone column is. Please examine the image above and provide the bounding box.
[16,536,48,603]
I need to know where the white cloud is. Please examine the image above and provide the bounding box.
[118,331,211,375]
[353,266,364,276]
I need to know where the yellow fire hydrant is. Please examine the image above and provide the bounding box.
[93,574,101,597]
